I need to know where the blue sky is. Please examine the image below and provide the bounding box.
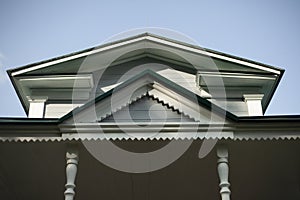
[0,0,299,117]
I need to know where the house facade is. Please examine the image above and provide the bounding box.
[0,33,300,200]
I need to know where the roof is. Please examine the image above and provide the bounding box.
[1,70,300,142]
[8,33,284,75]
[1,115,300,142]
[60,69,237,123]
[7,32,284,114]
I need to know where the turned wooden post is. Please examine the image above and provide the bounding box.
[217,145,231,200]
[65,145,79,200]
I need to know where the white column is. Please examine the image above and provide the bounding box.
[217,145,230,200]
[243,94,264,116]
[27,96,47,118]
[65,145,79,200]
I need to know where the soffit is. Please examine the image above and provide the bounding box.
[8,33,284,115]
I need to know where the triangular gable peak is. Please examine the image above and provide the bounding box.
[8,33,283,116]
[9,33,282,76]
[62,70,235,125]
[100,93,195,123]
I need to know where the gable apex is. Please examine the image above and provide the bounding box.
[8,32,283,76]
[100,93,196,123]
[7,33,284,115]
[61,69,237,124]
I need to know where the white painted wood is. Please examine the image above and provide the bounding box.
[67,75,229,124]
[65,145,79,200]
[45,104,82,118]
[18,74,94,88]
[4,120,300,142]
[151,84,227,123]
[94,62,253,117]
[144,36,281,74]
[27,97,47,118]
[229,111,248,116]
[60,124,234,140]
[11,34,281,76]
[217,145,231,200]
[31,89,90,101]
[243,94,264,116]
[102,95,194,122]
[157,68,211,97]
[210,99,249,116]
[96,62,206,97]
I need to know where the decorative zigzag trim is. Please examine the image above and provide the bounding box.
[99,92,197,122]
[148,94,198,122]
[98,92,148,121]
[0,135,299,142]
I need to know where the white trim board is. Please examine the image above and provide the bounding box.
[11,35,281,76]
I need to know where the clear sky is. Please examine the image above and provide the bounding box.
[0,0,299,117]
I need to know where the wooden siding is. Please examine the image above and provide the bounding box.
[44,58,250,119]
[95,59,201,96]
[101,95,195,122]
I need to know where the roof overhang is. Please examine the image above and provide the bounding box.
[8,33,283,76]
[9,74,94,114]
[197,71,279,111]
[7,33,284,114]
[0,70,294,142]
[1,116,300,142]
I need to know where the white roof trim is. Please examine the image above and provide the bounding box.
[11,36,147,76]
[1,122,300,142]
[146,36,281,74]
[87,89,199,122]
[11,35,281,76]
[74,85,211,123]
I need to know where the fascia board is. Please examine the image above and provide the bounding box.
[8,33,283,77]
[2,116,300,141]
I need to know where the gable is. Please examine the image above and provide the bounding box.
[9,33,282,76]
[94,59,206,97]
[62,70,234,124]
[8,33,283,115]
[101,94,195,123]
